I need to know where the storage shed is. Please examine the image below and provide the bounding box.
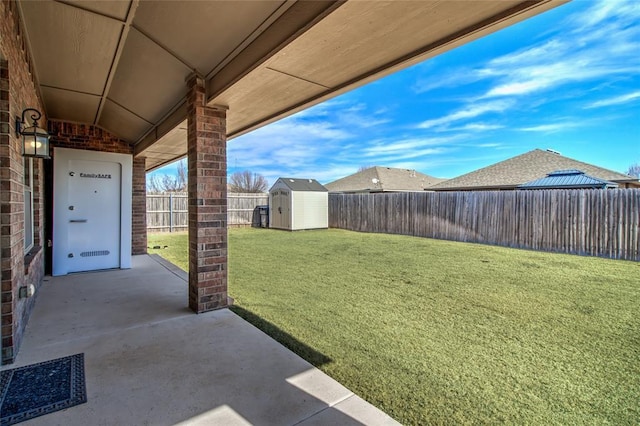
[269,178,328,230]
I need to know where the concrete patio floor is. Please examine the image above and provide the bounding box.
[5,255,399,425]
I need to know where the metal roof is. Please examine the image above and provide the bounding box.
[273,178,327,192]
[518,169,619,189]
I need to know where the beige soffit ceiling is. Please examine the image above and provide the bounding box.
[18,0,567,171]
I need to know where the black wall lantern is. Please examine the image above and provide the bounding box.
[16,108,50,159]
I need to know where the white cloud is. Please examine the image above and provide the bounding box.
[341,113,390,128]
[569,0,640,32]
[416,100,513,129]
[294,100,391,129]
[485,80,551,97]
[363,136,463,156]
[584,91,640,109]
[483,56,640,99]
[265,120,352,141]
[485,39,567,69]
[518,122,579,133]
[413,68,483,93]
[293,98,351,119]
[476,143,503,148]
[388,147,451,161]
[227,115,348,181]
[448,123,504,132]
[471,0,640,100]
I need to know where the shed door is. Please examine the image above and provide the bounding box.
[271,192,280,228]
[282,191,290,229]
[272,190,290,229]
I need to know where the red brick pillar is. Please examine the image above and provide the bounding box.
[132,156,147,255]
[186,75,228,313]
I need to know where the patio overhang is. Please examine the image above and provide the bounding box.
[17,0,567,172]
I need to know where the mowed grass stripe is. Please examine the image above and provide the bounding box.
[148,229,639,425]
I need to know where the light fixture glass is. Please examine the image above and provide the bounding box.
[16,108,50,159]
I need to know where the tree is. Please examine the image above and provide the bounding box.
[229,170,268,193]
[626,163,640,178]
[146,159,187,193]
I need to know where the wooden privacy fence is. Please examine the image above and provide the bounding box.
[228,193,269,227]
[329,189,640,261]
[147,193,188,232]
[147,192,268,232]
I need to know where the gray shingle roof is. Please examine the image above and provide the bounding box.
[325,166,444,192]
[519,169,618,189]
[273,178,327,192]
[431,149,638,190]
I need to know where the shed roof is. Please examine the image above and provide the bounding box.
[431,149,639,191]
[519,169,619,189]
[325,166,444,192]
[273,178,327,192]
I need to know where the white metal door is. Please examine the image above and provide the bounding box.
[65,160,121,273]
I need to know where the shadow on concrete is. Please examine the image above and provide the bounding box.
[230,305,332,368]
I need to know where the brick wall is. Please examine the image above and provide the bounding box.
[0,0,46,364]
[132,156,147,254]
[48,120,134,154]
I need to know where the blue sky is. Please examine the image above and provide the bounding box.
[152,0,640,186]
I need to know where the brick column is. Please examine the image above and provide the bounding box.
[132,156,147,255]
[186,75,227,313]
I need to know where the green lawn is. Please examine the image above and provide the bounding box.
[148,229,639,425]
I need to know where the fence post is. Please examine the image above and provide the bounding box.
[169,193,174,233]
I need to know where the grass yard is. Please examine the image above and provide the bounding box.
[148,228,639,425]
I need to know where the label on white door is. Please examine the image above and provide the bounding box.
[66,159,121,273]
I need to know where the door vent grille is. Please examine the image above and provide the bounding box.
[80,250,110,257]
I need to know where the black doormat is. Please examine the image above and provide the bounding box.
[0,354,86,425]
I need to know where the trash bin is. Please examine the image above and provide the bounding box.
[257,205,269,228]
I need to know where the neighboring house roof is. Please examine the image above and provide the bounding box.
[325,166,444,193]
[272,178,328,192]
[518,169,619,189]
[431,149,639,191]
